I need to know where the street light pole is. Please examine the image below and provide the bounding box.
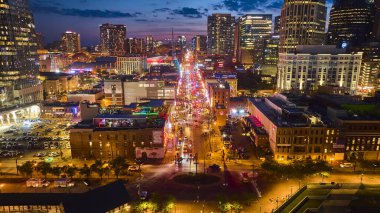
[361,173,364,184]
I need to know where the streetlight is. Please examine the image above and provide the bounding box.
[290,186,293,196]
[330,157,334,165]
[360,173,364,184]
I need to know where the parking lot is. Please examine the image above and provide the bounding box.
[0,118,73,174]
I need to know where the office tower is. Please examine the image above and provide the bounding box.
[0,0,38,86]
[277,45,363,94]
[237,14,272,66]
[263,35,279,65]
[146,35,154,52]
[60,31,81,53]
[373,0,380,40]
[327,0,374,47]
[279,0,327,53]
[352,41,380,93]
[177,35,186,50]
[100,23,126,56]
[193,35,207,52]
[126,38,145,54]
[207,14,235,55]
[274,16,281,36]
[36,32,45,50]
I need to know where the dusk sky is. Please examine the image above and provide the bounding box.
[30,0,332,46]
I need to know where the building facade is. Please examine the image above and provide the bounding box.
[248,94,335,160]
[274,16,281,36]
[60,31,81,53]
[13,79,43,105]
[237,14,272,66]
[193,35,207,53]
[100,24,126,56]
[0,0,38,86]
[116,56,147,75]
[126,38,145,55]
[327,0,374,47]
[207,14,235,55]
[70,114,165,159]
[277,46,363,94]
[209,82,230,111]
[279,0,327,53]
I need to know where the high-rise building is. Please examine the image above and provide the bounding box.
[373,0,380,40]
[60,31,81,53]
[0,0,38,86]
[100,23,126,56]
[327,0,374,47]
[274,16,281,36]
[193,35,207,52]
[126,38,145,54]
[353,41,380,93]
[277,45,363,94]
[237,14,272,66]
[177,35,186,50]
[207,14,235,55]
[146,35,154,53]
[279,0,327,53]
[263,35,279,65]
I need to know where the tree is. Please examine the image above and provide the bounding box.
[110,156,129,179]
[50,166,62,178]
[36,162,51,179]
[151,193,176,213]
[104,165,111,179]
[18,161,34,177]
[133,201,157,213]
[91,160,105,180]
[63,165,77,179]
[79,164,91,179]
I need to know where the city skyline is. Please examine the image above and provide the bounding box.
[31,0,333,46]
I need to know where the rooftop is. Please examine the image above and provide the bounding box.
[249,98,321,127]
[68,89,102,95]
[42,102,79,107]
[0,181,130,213]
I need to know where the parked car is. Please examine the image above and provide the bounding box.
[140,191,148,200]
[241,172,250,183]
[54,179,74,188]
[26,178,50,187]
[340,162,354,168]
[128,165,139,171]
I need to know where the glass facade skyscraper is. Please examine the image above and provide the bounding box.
[237,14,272,66]
[279,0,327,53]
[207,14,235,55]
[100,23,126,56]
[0,0,38,86]
[327,0,374,47]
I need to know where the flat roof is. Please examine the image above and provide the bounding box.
[250,98,314,127]
[42,102,79,107]
[0,181,130,213]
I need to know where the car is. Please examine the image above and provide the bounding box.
[54,179,74,187]
[26,178,50,187]
[128,165,139,171]
[140,191,148,200]
[340,162,353,168]
[241,172,250,183]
